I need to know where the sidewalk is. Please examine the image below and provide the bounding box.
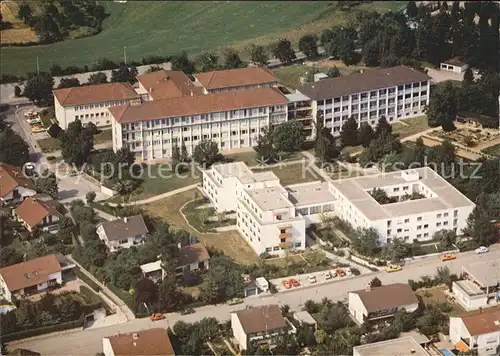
[108,183,199,206]
[67,255,136,321]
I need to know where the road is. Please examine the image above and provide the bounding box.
[9,245,500,355]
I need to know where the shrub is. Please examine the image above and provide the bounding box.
[47,123,63,138]
[0,316,84,342]
[14,86,22,97]
[333,249,345,257]
[46,156,56,161]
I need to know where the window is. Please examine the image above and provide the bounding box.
[295,242,302,248]
[417,234,422,238]
[387,229,391,235]
[404,218,409,223]
[276,214,282,220]
[424,224,428,228]
[397,228,402,233]
[436,222,441,227]
[266,247,272,252]
[273,246,279,251]
[280,229,286,234]
[403,186,409,191]
[423,233,429,237]
[393,187,400,192]
[444,212,448,217]
[437,213,442,218]
[443,221,448,226]
[417,225,422,230]
[417,216,422,221]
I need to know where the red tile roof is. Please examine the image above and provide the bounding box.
[351,283,419,313]
[458,307,500,336]
[234,305,287,334]
[107,328,175,356]
[109,87,288,124]
[136,70,202,100]
[0,163,35,197]
[0,254,62,292]
[194,67,278,90]
[15,197,60,229]
[53,82,139,106]
[178,243,210,266]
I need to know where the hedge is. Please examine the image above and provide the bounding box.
[0,316,84,342]
[74,268,101,292]
[106,283,134,311]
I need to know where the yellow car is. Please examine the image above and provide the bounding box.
[385,264,402,273]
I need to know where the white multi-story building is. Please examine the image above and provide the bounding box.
[109,87,289,160]
[329,167,476,244]
[298,65,431,137]
[203,162,336,256]
[193,66,279,94]
[53,82,140,129]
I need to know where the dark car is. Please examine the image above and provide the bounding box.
[180,308,195,315]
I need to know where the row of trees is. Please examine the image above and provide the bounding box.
[254,121,305,163]
[17,2,106,44]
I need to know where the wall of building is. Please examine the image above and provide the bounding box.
[102,338,115,356]
[348,292,368,324]
[449,317,470,345]
[452,282,488,311]
[476,331,500,355]
[231,313,248,350]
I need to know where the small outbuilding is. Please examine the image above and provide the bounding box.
[440,57,468,74]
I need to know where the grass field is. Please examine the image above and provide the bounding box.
[224,150,302,167]
[392,115,429,139]
[38,129,113,153]
[143,189,258,265]
[255,163,321,185]
[1,1,406,76]
[482,143,500,157]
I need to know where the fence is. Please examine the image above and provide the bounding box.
[0,316,84,342]
[349,254,381,271]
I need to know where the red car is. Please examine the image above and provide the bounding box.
[150,313,165,321]
[290,279,300,287]
[283,280,292,289]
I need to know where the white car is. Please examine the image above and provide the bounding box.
[307,275,317,284]
[323,271,332,280]
[475,246,489,254]
[344,267,353,276]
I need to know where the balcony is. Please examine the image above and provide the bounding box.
[279,232,292,239]
[279,241,293,249]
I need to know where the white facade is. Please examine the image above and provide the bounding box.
[329,168,475,244]
[450,315,500,356]
[54,95,140,129]
[96,226,148,252]
[0,271,62,302]
[305,79,430,137]
[453,281,489,311]
[440,62,468,74]
[102,338,114,356]
[231,312,249,350]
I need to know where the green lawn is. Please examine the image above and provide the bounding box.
[108,164,201,203]
[94,129,112,145]
[256,162,321,185]
[2,2,404,76]
[482,143,500,157]
[38,129,112,153]
[392,115,429,139]
[224,150,302,167]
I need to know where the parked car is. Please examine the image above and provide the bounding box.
[385,264,402,273]
[440,253,456,261]
[150,313,165,321]
[228,298,244,305]
[307,275,317,284]
[290,279,300,287]
[475,246,489,254]
[330,270,337,278]
[180,308,195,315]
[323,271,332,280]
[283,280,292,289]
[344,268,353,276]
[336,268,346,277]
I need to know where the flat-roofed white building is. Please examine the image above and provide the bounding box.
[329,167,475,244]
[353,336,429,356]
[454,260,500,310]
[53,82,140,129]
[109,87,289,160]
[298,65,431,137]
[202,162,336,256]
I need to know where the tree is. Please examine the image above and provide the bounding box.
[370,187,396,204]
[406,1,418,19]
[60,120,94,166]
[315,117,339,163]
[0,246,23,268]
[359,132,402,167]
[35,170,58,198]
[272,39,296,64]
[0,130,30,166]
[465,192,500,246]
[57,216,74,244]
[426,82,458,131]
[134,278,158,311]
[247,44,269,66]
[18,4,33,25]
[272,121,304,152]
[14,86,22,97]
[171,51,196,75]
[327,66,341,78]
[171,144,183,172]
[357,123,374,147]
[340,117,359,147]
[157,276,182,311]
[57,77,80,89]
[33,14,62,43]
[111,64,138,84]
[298,34,319,58]
[463,68,474,86]
[196,52,219,72]
[113,180,135,200]
[180,142,189,163]
[47,123,63,138]
[375,116,392,137]
[192,140,222,167]
[223,49,244,69]
[351,228,380,256]
[23,72,54,105]
[86,191,96,205]
[434,229,457,250]
[254,128,277,163]
[315,329,327,345]
[369,277,382,287]
[87,72,108,85]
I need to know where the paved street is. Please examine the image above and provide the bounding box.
[9,244,500,355]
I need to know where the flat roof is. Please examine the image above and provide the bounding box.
[330,167,475,221]
[463,260,500,287]
[454,280,485,296]
[212,162,279,184]
[400,331,430,345]
[140,260,162,274]
[353,336,428,356]
[287,181,335,207]
[247,186,294,211]
[293,311,317,325]
[285,92,310,102]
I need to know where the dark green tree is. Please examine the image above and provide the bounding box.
[298,34,319,58]
[57,77,80,89]
[192,140,222,167]
[33,13,62,43]
[60,119,94,166]
[426,82,458,131]
[35,170,58,198]
[357,123,374,147]
[247,44,269,66]
[369,277,382,287]
[223,49,244,69]
[340,116,359,147]
[171,51,196,75]
[17,4,32,25]
[351,228,380,257]
[272,39,296,64]
[463,68,474,86]
[23,72,54,104]
[272,121,304,152]
[375,116,392,137]
[196,52,219,72]
[327,66,341,78]
[111,64,138,84]
[254,128,277,163]
[0,130,30,166]
[315,117,339,163]
[406,1,418,18]
[87,72,108,85]
[0,246,23,268]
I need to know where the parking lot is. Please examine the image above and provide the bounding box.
[270,266,363,293]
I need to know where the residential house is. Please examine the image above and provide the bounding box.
[0,254,75,301]
[193,67,279,94]
[14,196,61,233]
[352,336,429,356]
[348,283,419,324]
[0,163,36,205]
[450,307,500,356]
[102,328,175,356]
[97,215,149,252]
[140,242,211,281]
[440,57,469,74]
[454,260,500,310]
[293,311,317,330]
[53,82,140,129]
[298,65,430,137]
[231,305,296,351]
[136,70,203,101]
